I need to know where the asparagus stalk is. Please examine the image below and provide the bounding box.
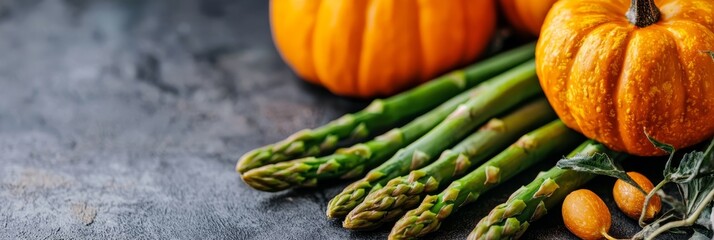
[241,81,481,191]
[326,60,542,218]
[236,43,536,173]
[468,141,625,240]
[389,120,581,239]
[343,99,557,229]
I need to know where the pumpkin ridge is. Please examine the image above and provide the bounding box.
[271,0,322,84]
[415,1,469,82]
[616,31,649,154]
[618,27,687,154]
[605,27,633,151]
[357,1,383,96]
[660,25,689,127]
[353,1,373,96]
[614,29,636,154]
[349,1,368,96]
[410,1,425,83]
[462,0,496,65]
[310,0,331,90]
[461,0,491,66]
[550,0,635,152]
[308,0,323,85]
[416,0,432,80]
[561,22,614,134]
[566,22,630,150]
[311,1,369,95]
[660,21,714,150]
[536,0,611,133]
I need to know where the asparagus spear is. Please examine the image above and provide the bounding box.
[468,141,625,240]
[241,81,481,191]
[326,60,542,218]
[236,43,536,173]
[389,120,581,239]
[343,99,557,229]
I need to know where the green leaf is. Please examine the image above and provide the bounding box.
[556,153,646,194]
[659,192,686,214]
[668,151,707,183]
[680,175,714,216]
[646,133,675,153]
[664,138,714,184]
[646,133,679,177]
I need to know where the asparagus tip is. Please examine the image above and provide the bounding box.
[389,195,442,239]
[240,157,320,192]
[237,138,311,173]
[326,199,359,219]
[327,184,372,219]
[237,147,272,174]
[342,213,380,230]
[240,169,286,192]
[343,176,429,230]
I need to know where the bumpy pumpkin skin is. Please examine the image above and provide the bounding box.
[270,0,496,98]
[537,0,714,156]
[500,0,558,36]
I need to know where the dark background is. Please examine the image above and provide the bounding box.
[0,0,682,239]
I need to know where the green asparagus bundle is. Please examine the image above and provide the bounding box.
[389,120,582,239]
[468,141,624,240]
[326,60,543,218]
[241,81,481,191]
[236,43,536,173]
[343,99,557,230]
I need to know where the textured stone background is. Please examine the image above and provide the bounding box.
[0,0,683,239]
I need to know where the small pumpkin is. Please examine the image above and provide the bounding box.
[270,0,496,97]
[537,0,714,156]
[500,0,558,36]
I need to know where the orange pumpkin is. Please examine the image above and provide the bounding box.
[537,0,714,156]
[500,0,558,36]
[270,0,496,98]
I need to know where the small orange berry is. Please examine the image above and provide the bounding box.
[613,172,661,221]
[562,189,612,240]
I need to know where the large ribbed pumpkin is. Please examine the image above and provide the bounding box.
[500,0,558,36]
[537,0,714,156]
[270,0,496,97]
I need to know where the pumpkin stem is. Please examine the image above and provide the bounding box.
[626,0,661,28]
